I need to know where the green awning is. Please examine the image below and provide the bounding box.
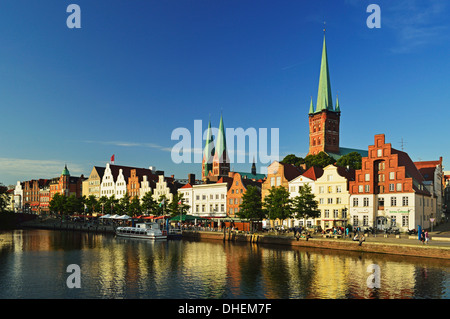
[169,215,209,222]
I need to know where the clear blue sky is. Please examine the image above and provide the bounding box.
[1,0,449,186]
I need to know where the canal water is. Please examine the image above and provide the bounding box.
[0,229,449,299]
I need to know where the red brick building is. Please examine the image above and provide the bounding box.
[349,134,435,231]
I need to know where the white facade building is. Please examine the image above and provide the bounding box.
[192,182,228,217]
[13,181,23,212]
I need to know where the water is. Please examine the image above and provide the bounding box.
[1,229,450,299]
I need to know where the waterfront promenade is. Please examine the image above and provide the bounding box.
[17,217,450,260]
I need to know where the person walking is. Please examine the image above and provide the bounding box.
[420,230,425,245]
[425,230,429,245]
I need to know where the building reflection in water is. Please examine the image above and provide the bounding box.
[1,230,450,299]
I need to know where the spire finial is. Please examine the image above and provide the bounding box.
[323,21,326,34]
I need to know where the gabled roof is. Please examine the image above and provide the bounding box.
[302,166,324,181]
[281,162,303,182]
[391,148,431,196]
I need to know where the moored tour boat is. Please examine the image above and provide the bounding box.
[115,222,167,240]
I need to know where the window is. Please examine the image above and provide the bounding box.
[365,174,370,182]
[378,197,384,208]
[402,196,408,206]
[324,209,329,218]
[396,183,402,191]
[391,196,397,206]
[276,177,281,186]
[235,181,239,186]
[333,209,339,218]
[363,216,369,226]
[363,197,369,207]
[353,198,359,207]
[389,172,395,180]
[391,216,397,227]
[342,208,347,219]
[377,149,382,157]
[365,185,370,193]
[319,198,324,204]
[359,185,363,193]
[353,216,359,226]
[328,198,333,204]
[389,184,394,191]
[327,175,333,181]
[328,186,332,193]
[402,215,409,227]
[319,186,324,194]
[270,177,275,187]
[336,197,342,204]
[336,186,342,193]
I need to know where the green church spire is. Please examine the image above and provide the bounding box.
[335,94,340,112]
[315,34,333,112]
[214,114,228,163]
[309,96,314,114]
[203,120,214,177]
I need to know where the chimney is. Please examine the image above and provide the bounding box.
[188,174,195,185]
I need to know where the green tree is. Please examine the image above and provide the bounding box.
[129,197,142,216]
[84,195,98,214]
[291,184,320,220]
[336,151,362,170]
[281,154,305,167]
[167,193,190,217]
[155,194,168,216]
[237,185,265,220]
[304,152,335,168]
[49,193,67,215]
[117,193,131,214]
[64,194,83,215]
[263,186,292,223]
[141,191,157,215]
[0,184,8,213]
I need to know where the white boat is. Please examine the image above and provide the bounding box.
[115,222,167,240]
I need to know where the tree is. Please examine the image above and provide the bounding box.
[167,193,190,217]
[263,186,292,224]
[304,152,335,169]
[281,154,305,167]
[129,197,142,216]
[64,194,83,215]
[237,185,265,220]
[49,193,67,215]
[336,152,362,170]
[291,184,320,221]
[117,193,131,214]
[141,191,157,215]
[155,194,168,216]
[84,195,98,214]
[0,184,8,213]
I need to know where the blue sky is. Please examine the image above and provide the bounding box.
[1,0,449,186]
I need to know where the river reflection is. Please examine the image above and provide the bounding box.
[0,229,449,299]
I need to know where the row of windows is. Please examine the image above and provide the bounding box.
[353,196,409,207]
[353,215,409,227]
[195,204,225,213]
[195,194,226,200]
[318,185,343,194]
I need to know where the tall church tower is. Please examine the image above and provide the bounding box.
[212,114,230,177]
[308,33,341,156]
[202,115,230,182]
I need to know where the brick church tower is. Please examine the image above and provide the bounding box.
[202,115,230,182]
[308,34,341,156]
